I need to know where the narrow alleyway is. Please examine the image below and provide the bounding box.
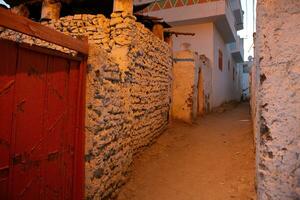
[118,103,255,200]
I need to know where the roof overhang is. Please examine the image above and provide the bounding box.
[146,1,236,43]
[229,0,243,31]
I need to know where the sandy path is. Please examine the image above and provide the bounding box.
[118,103,256,200]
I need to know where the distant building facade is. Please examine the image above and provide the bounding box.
[138,0,245,108]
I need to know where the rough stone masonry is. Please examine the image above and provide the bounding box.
[0,11,173,199]
[254,0,300,199]
[83,12,172,199]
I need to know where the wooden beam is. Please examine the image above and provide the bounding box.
[113,0,133,14]
[135,14,163,21]
[152,23,164,41]
[0,7,88,55]
[164,31,195,37]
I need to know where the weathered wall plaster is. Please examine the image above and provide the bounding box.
[254,0,300,199]
[172,50,200,123]
[0,12,172,199]
[197,65,205,116]
[200,55,212,112]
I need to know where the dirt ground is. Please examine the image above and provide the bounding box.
[117,103,256,200]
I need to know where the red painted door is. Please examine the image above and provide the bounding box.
[0,40,85,200]
[0,40,17,200]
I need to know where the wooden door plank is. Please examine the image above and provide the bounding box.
[0,39,17,200]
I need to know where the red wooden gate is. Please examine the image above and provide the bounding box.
[0,39,86,200]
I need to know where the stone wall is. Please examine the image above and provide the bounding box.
[254,0,300,199]
[1,12,172,199]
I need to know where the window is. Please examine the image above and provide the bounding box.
[218,49,223,71]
